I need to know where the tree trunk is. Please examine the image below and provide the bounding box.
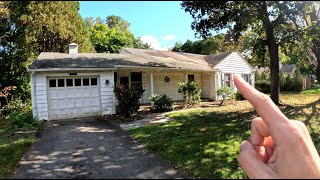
[261,1,280,104]
[268,43,280,104]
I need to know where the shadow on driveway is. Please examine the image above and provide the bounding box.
[14,118,191,179]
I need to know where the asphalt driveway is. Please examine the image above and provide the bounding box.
[14,118,190,179]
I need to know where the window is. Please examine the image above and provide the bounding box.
[114,72,117,86]
[49,79,56,87]
[66,79,73,87]
[131,72,142,89]
[58,79,65,87]
[91,78,97,86]
[75,78,81,86]
[242,74,251,84]
[83,78,89,86]
[188,74,195,82]
[224,73,231,87]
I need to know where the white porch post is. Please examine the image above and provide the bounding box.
[150,73,154,105]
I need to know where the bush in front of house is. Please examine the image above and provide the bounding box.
[234,91,245,100]
[255,80,271,94]
[114,85,145,118]
[216,86,235,106]
[255,69,304,93]
[9,110,40,130]
[178,81,201,105]
[148,94,174,112]
[6,96,41,130]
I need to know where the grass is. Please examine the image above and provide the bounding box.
[302,87,320,94]
[129,94,320,179]
[0,131,35,178]
[0,114,43,178]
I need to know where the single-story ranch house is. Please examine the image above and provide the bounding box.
[28,43,255,120]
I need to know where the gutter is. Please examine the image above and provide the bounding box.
[28,66,219,73]
[27,67,117,72]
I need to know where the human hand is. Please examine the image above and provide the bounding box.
[233,74,320,179]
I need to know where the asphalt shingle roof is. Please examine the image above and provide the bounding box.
[29,48,236,71]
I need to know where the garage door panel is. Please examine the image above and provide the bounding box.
[48,77,101,120]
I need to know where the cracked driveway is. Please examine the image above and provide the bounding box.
[14,118,190,179]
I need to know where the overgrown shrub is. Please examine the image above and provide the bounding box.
[178,81,201,105]
[255,80,271,94]
[280,69,303,92]
[216,86,235,106]
[148,94,174,112]
[9,110,40,129]
[234,91,245,100]
[256,68,304,93]
[114,85,145,118]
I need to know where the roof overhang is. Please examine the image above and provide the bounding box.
[28,66,219,73]
[27,67,117,72]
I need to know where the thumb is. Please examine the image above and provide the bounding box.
[238,140,274,179]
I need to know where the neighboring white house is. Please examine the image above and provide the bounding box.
[28,43,255,120]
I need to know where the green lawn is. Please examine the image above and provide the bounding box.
[129,94,320,179]
[0,116,41,178]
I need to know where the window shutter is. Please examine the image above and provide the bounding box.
[221,73,224,87]
[231,74,234,88]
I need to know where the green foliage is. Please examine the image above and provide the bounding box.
[302,87,320,94]
[106,15,131,32]
[7,97,40,130]
[88,16,150,53]
[148,94,174,112]
[256,69,304,93]
[178,81,201,105]
[9,110,40,130]
[0,1,95,102]
[181,1,305,104]
[114,85,145,118]
[234,92,245,101]
[216,86,235,106]
[171,34,232,55]
[255,81,271,94]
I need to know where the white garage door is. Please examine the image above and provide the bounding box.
[47,77,101,120]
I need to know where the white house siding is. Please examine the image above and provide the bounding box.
[215,52,253,74]
[115,70,202,103]
[214,52,254,100]
[31,73,48,120]
[201,72,217,100]
[31,71,115,120]
[152,72,202,101]
[100,72,115,115]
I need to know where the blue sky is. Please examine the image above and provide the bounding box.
[79,1,208,50]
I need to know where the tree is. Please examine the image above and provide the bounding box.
[291,1,320,82]
[0,1,94,101]
[181,1,302,104]
[171,41,183,52]
[106,15,131,32]
[172,34,230,55]
[88,16,150,53]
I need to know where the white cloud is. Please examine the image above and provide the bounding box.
[162,35,176,41]
[141,35,171,51]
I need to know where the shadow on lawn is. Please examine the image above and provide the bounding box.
[282,98,320,149]
[130,110,256,179]
[130,97,320,179]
